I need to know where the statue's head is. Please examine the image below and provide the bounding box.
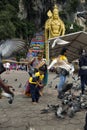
[53,4,59,19]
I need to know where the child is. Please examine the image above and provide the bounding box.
[29,67,44,104]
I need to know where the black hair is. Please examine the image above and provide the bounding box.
[60,47,68,55]
[79,48,86,55]
[39,64,47,72]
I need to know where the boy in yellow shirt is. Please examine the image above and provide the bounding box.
[29,67,44,104]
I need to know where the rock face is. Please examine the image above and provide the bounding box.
[19,0,87,30]
[18,0,27,20]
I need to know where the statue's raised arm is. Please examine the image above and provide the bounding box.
[45,10,53,41]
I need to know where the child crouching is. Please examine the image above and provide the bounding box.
[29,67,44,104]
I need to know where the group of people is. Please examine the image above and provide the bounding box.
[0,47,87,104]
[48,47,87,98]
[24,52,48,104]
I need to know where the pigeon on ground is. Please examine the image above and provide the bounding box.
[47,81,52,88]
[41,104,59,114]
[14,79,17,81]
[18,83,22,88]
[67,106,75,118]
[56,106,64,118]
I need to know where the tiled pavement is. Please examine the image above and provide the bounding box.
[0,70,86,130]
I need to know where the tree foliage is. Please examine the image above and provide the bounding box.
[65,22,83,34]
[65,0,79,13]
[0,0,36,41]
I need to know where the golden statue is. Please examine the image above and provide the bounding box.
[45,4,65,41]
[45,4,65,63]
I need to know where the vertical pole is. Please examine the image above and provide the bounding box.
[45,40,49,65]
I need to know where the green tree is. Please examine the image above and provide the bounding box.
[65,0,79,13]
[0,10,16,40]
[65,22,83,34]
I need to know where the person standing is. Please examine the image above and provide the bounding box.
[5,62,10,74]
[78,49,87,95]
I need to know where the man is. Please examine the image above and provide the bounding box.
[78,49,87,95]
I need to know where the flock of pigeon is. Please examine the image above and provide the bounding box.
[41,75,87,129]
[0,38,87,129]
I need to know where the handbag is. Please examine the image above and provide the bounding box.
[60,68,69,76]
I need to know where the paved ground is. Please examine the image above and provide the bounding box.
[0,70,86,130]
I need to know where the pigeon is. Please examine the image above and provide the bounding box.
[2,79,8,83]
[14,79,17,81]
[0,39,25,102]
[0,39,26,59]
[56,106,64,118]
[52,38,69,48]
[62,83,73,93]
[18,83,22,88]
[67,106,75,118]
[1,92,14,104]
[55,85,57,89]
[41,104,59,114]
[47,81,52,88]
[40,109,50,114]
[47,104,59,111]
[0,39,26,74]
[2,79,5,82]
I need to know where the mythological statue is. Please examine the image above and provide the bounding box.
[45,4,65,41]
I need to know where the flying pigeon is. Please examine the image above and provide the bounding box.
[52,38,69,48]
[0,39,26,59]
[18,83,22,88]
[0,39,26,103]
[0,39,26,74]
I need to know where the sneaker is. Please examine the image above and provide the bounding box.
[57,95,63,99]
[55,85,57,89]
[32,102,37,105]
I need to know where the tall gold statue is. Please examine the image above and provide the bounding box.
[45,4,65,41]
[45,4,65,63]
